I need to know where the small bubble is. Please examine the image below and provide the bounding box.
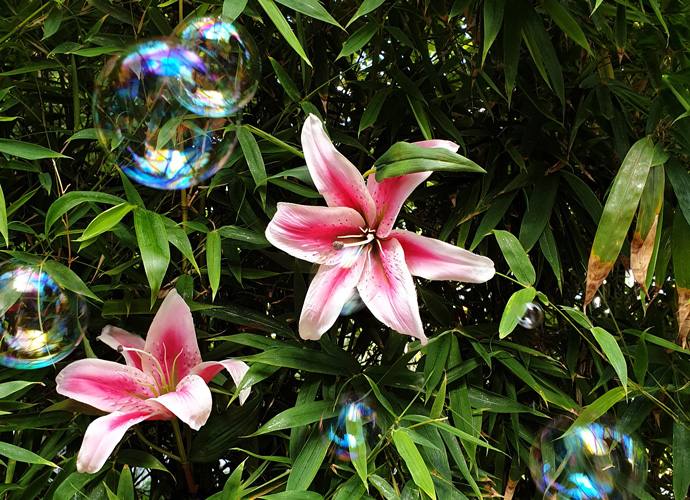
[0,262,87,369]
[518,302,544,329]
[340,288,365,316]
[322,394,376,461]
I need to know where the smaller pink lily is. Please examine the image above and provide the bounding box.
[266,115,495,345]
[56,289,250,474]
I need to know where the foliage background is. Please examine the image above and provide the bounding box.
[0,0,689,498]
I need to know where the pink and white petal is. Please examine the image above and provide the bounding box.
[265,203,366,265]
[77,410,165,473]
[148,375,212,431]
[98,326,146,370]
[367,172,432,238]
[144,289,202,383]
[299,256,368,341]
[357,238,428,345]
[391,229,495,283]
[56,359,156,414]
[302,114,376,224]
[189,359,251,405]
[412,139,460,153]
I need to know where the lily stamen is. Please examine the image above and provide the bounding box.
[119,345,168,391]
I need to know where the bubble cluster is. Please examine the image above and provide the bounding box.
[518,302,544,329]
[93,16,259,190]
[323,395,376,461]
[0,263,87,369]
[530,420,646,500]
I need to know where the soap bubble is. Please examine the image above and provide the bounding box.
[340,288,365,316]
[518,302,544,329]
[321,394,376,461]
[530,420,646,500]
[0,263,87,369]
[93,39,237,190]
[172,16,260,117]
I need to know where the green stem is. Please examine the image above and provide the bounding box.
[0,3,49,45]
[134,426,181,462]
[171,419,197,494]
[69,55,80,131]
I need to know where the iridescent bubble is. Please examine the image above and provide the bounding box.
[530,420,646,500]
[340,288,365,316]
[322,395,376,461]
[93,39,237,190]
[0,263,87,369]
[172,16,260,117]
[518,302,544,329]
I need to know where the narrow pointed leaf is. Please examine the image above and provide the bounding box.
[0,442,57,467]
[374,143,484,181]
[590,327,627,392]
[585,138,654,305]
[0,139,69,160]
[337,22,379,60]
[250,401,338,436]
[42,260,99,300]
[134,209,170,307]
[499,287,537,338]
[45,191,124,233]
[482,0,505,66]
[347,0,385,27]
[519,174,559,252]
[674,421,690,500]
[539,226,562,292]
[286,430,330,491]
[542,0,591,54]
[275,0,341,28]
[0,184,7,246]
[673,210,690,348]
[76,202,134,241]
[256,0,312,66]
[392,429,436,500]
[631,165,664,289]
[238,125,267,207]
[494,230,536,285]
[207,230,221,300]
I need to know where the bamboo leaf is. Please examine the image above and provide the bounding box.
[359,89,390,135]
[369,474,400,500]
[567,387,627,432]
[237,125,267,207]
[275,0,341,28]
[346,0,385,27]
[250,401,338,436]
[45,191,124,233]
[392,429,436,500]
[337,22,378,59]
[585,138,654,305]
[269,57,300,103]
[0,184,7,246]
[42,260,99,300]
[674,210,690,348]
[631,165,664,290]
[133,209,170,307]
[482,0,505,67]
[0,442,57,467]
[286,430,330,491]
[374,143,484,181]
[207,230,221,300]
[519,174,559,252]
[674,421,690,500]
[493,230,536,285]
[0,139,69,160]
[256,0,312,66]
[590,327,628,392]
[542,0,592,55]
[76,202,134,241]
[499,287,537,338]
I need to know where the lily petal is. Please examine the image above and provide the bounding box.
[144,289,202,383]
[148,374,212,431]
[358,238,427,344]
[391,229,495,283]
[190,359,251,405]
[300,255,368,341]
[265,203,366,265]
[368,172,432,238]
[368,139,460,238]
[302,114,376,224]
[77,410,162,473]
[98,326,146,370]
[56,359,156,414]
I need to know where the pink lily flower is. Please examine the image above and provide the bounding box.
[56,289,250,473]
[266,114,495,345]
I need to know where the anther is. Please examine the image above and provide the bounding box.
[333,241,345,250]
[117,345,124,353]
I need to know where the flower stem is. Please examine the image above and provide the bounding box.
[171,419,197,494]
[134,426,181,462]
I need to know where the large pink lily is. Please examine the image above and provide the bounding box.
[266,114,495,345]
[56,289,250,474]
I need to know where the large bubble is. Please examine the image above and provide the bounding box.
[530,420,646,500]
[172,16,260,117]
[322,395,376,461]
[0,263,87,369]
[93,39,237,190]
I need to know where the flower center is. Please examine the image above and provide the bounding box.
[332,227,376,250]
[117,345,181,397]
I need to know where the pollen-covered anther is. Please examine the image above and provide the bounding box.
[117,345,124,353]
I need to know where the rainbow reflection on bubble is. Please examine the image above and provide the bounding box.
[173,16,260,117]
[0,263,87,369]
[93,39,236,190]
[322,395,376,461]
[530,420,646,500]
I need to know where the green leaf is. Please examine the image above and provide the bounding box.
[45,191,124,233]
[590,327,628,393]
[217,225,271,248]
[0,381,41,399]
[275,0,341,28]
[250,401,338,436]
[246,347,361,375]
[499,287,537,338]
[286,429,330,491]
[223,0,248,19]
[269,57,301,103]
[164,222,201,275]
[392,429,436,500]
[76,202,134,241]
[238,125,267,207]
[256,0,312,66]
[403,415,500,452]
[567,387,627,432]
[666,159,690,227]
[359,89,390,135]
[369,474,401,500]
[220,461,244,500]
[522,6,564,107]
[262,492,324,500]
[539,226,562,292]
[134,209,170,307]
[206,230,221,300]
[347,412,368,489]
[42,260,99,300]
[493,230,536,285]
[542,0,591,54]
[374,143,484,181]
[202,304,293,338]
[503,0,522,104]
[43,8,62,39]
[0,139,69,160]
[482,0,504,66]
[674,421,690,500]
[585,138,654,304]
[117,465,134,500]
[0,442,57,467]
[470,192,517,250]
[337,22,378,59]
[519,174,559,252]
[0,184,7,246]
[346,0,385,27]
[115,449,170,472]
